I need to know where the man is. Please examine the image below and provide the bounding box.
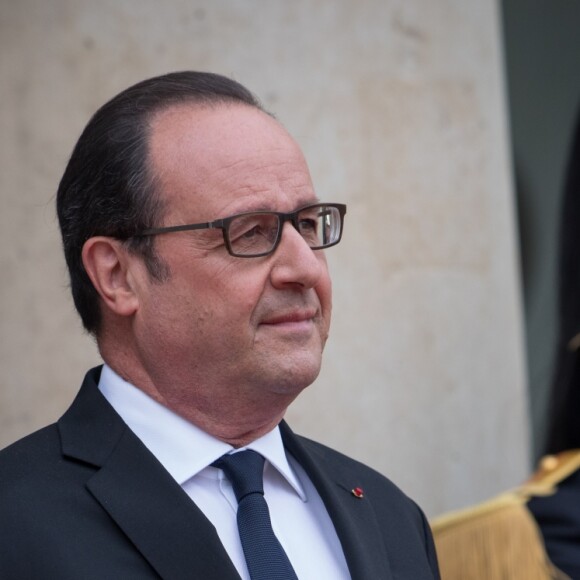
[0,72,439,579]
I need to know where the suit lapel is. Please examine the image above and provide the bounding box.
[281,422,394,580]
[58,367,240,580]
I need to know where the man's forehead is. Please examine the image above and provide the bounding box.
[148,102,302,181]
[147,102,314,219]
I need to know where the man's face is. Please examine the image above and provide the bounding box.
[130,104,332,419]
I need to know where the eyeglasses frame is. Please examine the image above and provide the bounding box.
[132,202,347,258]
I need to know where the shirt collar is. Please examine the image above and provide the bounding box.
[239,427,307,500]
[98,364,306,501]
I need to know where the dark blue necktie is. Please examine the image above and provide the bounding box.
[212,450,299,580]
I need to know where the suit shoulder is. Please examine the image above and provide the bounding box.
[293,433,415,501]
[287,432,439,576]
[0,423,64,489]
[0,423,60,461]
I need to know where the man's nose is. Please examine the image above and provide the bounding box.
[269,222,325,289]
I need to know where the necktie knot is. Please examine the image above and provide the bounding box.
[212,449,266,503]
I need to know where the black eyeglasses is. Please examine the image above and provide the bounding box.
[133,202,347,258]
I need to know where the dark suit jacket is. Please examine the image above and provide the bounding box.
[0,367,439,579]
[528,467,580,579]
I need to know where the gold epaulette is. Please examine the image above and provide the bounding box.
[526,449,580,492]
[429,452,580,580]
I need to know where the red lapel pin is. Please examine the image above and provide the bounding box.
[351,487,364,498]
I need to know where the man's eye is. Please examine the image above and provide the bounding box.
[299,218,317,232]
[231,223,277,245]
[241,225,261,239]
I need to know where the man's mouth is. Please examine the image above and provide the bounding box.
[261,308,317,326]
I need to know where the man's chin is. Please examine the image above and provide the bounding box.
[266,356,322,395]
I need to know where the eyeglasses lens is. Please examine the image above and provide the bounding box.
[297,205,341,247]
[228,214,280,256]
[228,205,342,257]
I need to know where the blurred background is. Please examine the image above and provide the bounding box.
[1,0,578,518]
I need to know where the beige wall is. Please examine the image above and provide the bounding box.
[0,0,529,517]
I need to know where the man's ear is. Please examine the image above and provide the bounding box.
[81,237,140,318]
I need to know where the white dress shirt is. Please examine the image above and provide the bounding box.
[98,364,350,579]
